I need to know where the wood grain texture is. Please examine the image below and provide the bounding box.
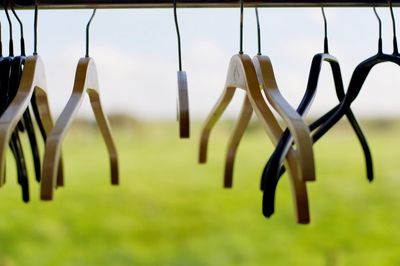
[177,71,190,138]
[40,57,119,201]
[253,55,315,182]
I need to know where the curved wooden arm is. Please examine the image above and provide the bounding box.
[253,55,315,182]
[199,87,235,163]
[41,57,118,200]
[224,95,253,188]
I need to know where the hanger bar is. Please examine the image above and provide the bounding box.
[7,0,400,9]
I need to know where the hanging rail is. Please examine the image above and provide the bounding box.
[7,0,400,9]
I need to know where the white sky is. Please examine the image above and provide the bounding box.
[2,7,400,120]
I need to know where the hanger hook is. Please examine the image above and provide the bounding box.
[173,0,183,71]
[255,8,261,55]
[86,9,96,58]
[4,0,14,56]
[0,16,2,57]
[11,4,25,56]
[388,0,398,54]
[239,0,244,54]
[34,2,38,55]
[321,6,329,53]
[373,6,383,53]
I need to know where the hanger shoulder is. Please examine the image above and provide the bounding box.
[225,55,248,90]
[74,57,99,93]
[253,55,315,182]
[230,54,280,139]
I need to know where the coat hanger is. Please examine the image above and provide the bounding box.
[310,1,400,161]
[261,7,374,216]
[198,5,257,187]
[221,8,315,189]
[9,4,43,185]
[40,9,119,200]
[199,1,310,223]
[0,3,29,201]
[251,8,315,182]
[174,0,190,138]
[0,3,63,190]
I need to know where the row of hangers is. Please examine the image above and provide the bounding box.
[0,2,119,202]
[1,0,396,224]
[196,0,400,224]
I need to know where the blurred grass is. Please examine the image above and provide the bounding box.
[0,119,399,265]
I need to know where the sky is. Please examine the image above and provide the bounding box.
[2,6,400,120]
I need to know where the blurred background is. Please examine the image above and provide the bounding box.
[0,6,399,266]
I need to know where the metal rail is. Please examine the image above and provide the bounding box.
[8,0,400,9]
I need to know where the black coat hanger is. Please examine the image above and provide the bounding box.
[0,3,29,202]
[261,7,373,217]
[311,4,400,151]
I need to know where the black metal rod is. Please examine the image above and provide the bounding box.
[8,0,400,9]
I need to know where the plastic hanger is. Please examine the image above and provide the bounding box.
[261,7,374,217]
[0,3,63,189]
[0,3,29,201]
[40,9,119,200]
[310,3,400,166]
[221,8,315,188]
[174,0,190,138]
[199,1,310,223]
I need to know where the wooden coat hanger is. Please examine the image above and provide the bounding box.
[174,0,190,138]
[199,2,310,223]
[40,10,119,200]
[252,9,314,183]
[202,9,315,190]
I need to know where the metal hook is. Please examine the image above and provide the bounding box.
[239,0,244,54]
[0,16,2,57]
[255,8,261,55]
[11,4,25,56]
[34,2,38,55]
[321,7,329,53]
[86,9,97,58]
[388,0,398,54]
[173,0,182,71]
[373,6,383,53]
[4,1,14,56]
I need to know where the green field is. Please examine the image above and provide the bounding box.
[0,119,399,266]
